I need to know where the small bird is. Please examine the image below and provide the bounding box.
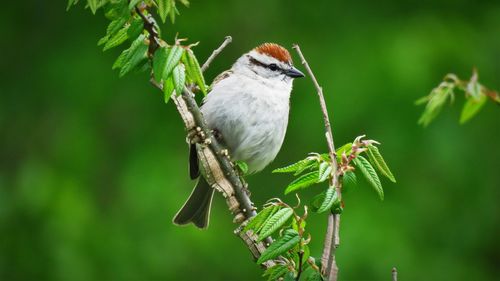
[173,43,305,228]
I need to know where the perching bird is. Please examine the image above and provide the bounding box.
[173,43,305,228]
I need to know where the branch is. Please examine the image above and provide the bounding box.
[392,267,398,281]
[134,7,274,267]
[293,44,341,281]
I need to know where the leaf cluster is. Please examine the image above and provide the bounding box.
[416,69,500,127]
[69,0,207,103]
[244,200,322,280]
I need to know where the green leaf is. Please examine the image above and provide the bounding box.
[119,35,148,77]
[258,207,294,241]
[354,156,384,200]
[317,186,339,213]
[103,25,128,51]
[163,45,184,80]
[184,49,207,95]
[460,94,487,124]
[273,158,315,174]
[107,17,128,38]
[335,143,352,162]
[303,269,323,281]
[172,63,186,95]
[153,47,169,82]
[235,161,249,175]
[342,171,357,193]
[128,0,142,10]
[163,76,175,104]
[244,205,280,233]
[157,0,172,23]
[66,0,79,11]
[418,85,454,127]
[310,191,325,213]
[263,264,289,281]
[366,145,396,183]
[127,17,144,41]
[257,229,300,264]
[97,34,109,46]
[317,162,332,183]
[87,0,99,14]
[284,171,320,195]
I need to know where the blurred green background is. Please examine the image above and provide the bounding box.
[1,0,499,280]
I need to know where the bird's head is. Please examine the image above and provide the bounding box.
[233,43,305,84]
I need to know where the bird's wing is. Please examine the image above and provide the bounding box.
[211,69,233,87]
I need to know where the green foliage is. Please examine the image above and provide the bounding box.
[153,47,169,82]
[244,205,279,233]
[163,76,175,103]
[256,229,300,264]
[183,49,207,95]
[417,70,499,126]
[262,264,290,281]
[157,0,190,23]
[366,145,396,183]
[272,157,317,174]
[258,207,293,241]
[172,63,186,95]
[235,161,249,175]
[284,171,320,194]
[317,187,339,213]
[117,35,148,77]
[353,156,384,200]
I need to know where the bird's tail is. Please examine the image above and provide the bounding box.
[173,176,214,229]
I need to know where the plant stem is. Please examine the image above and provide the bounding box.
[292,44,341,281]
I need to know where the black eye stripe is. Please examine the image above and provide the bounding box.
[248,56,282,72]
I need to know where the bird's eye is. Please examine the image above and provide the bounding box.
[268,63,279,71]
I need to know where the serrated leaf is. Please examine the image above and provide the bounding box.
[366,145,396,183]
[119,35,148,77]
[354,156,384,200]
[258,208,293,241]
[107,17,128,37]
[460,93,487,124]
[244,205,280,233]
[184,49,207,95]
[172,63,186,95]
[153,47,169,82]
[317,162,332,183]
[87,0,98,14]
[284,171,320,195]
[163,76,175,104]
[157,0,172,23]
[263,264,289,281]
[342,171,357,192]
[257,229,300,264]
[317,187,338,213]
[273,158,315,174]
[103,26,128,51]
[97,34,109,46]
[163,45,184,80]
[112,48,129,69]
[310,191,325,213]
[127,17,144,41]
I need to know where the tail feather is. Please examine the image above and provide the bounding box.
[173,177,214,229]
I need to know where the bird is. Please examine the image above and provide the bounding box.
[173,43,305,228]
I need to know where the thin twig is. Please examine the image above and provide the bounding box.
[296,251,304,281]
[201,36,233,72]
[392,267,398,281]
[293,44,341,281]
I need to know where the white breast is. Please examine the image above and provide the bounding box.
[201,73,292,173]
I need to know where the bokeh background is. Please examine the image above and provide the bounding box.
[1,0,499,280]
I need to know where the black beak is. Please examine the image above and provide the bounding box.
[285,66,305,78]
